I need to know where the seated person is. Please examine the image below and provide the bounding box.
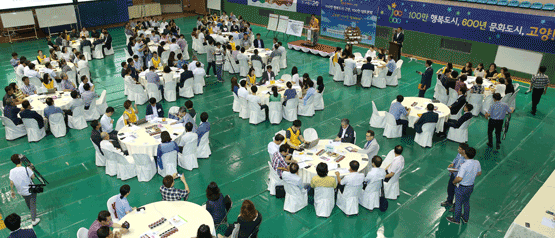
[146,97,164,117]
[3,85,19,106]
[311,163,338,190]
[335,160,364,191]
[185,100,196,120]
[43,97,65,123]
[449,87,467,115]
[100,132,126,156]
[279,162,307,191]
[19,100,45,129]
[122,100,138,125]
[81,83,98,110]
[438,104,474,137]
[495,78,507,97]
[219,200,262,238]
[79,76,94,95]
[334,118,355,143]
[5,213,37,238]
[42,74,55,90]
[271,144,296,177]
[88,210,128,238]
[115,185,135,219]
[21,77,37,96]
[3,98,22,125]
[470,77,484,94]
[174,106,197,132]
[298,80,315,106]
[96,226,122,238]
[246,86,268,121]
[205,182,228,225]
[413,104,439,134]
[60,73,77,92]
[160,173,189,201]
[285,120,306,151]
[361,57,375,72]
[197,112,211,145]
[389,95,410,135]
[283,82,297,106]
[156,131,179,168]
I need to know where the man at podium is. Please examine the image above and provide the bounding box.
[309,14,320,46]
[392,27,404,60]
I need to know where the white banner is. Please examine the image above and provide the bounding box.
[248,0,297,12]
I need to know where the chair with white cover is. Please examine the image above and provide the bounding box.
[372,69,387,89]
[115,116,125,131]
[414,122,437,148]
[132,154,156,182]
[84,102,100,121]
[22,119,46,142]
[230,57,240,74]
[29,77,42,89]
[283,98,298,121]
[239,58,249,77]
[271,57,280,74]
[280,50,287,69]
[164,81,177,102]
[297,96,315,117]
[314,187,335,217]
[369,101,386,128]
[146,83,162,102]
[343,69,356,86]
[168,106,180,119]
[104,45,114,56]
[329,57,335,75]
[447,119,471,143]
[82,46,92,60]
[303,128,318,141]
[385,70,398,86]
[162,72,174,84]
[158,150,178,177]
[179,78,195,98]
[193,73,205,94]
[281,74,291,81]
[447,88,458,106]
[268,101,282,124]
[383,112,402,138]
[450,107,464,121]
[336,185,362,216]
[1,116,26,140]
[106,195,121,222]
[239,97,249,119]
[353,52,362,58]
[359,178,382,211]
[333,66,344,82]
[161,51,171,65]
[49,113,66,138]
[77,227,89,238]
[468,93,483,116]
[232,93,241,113]
[481,94,494,115]
[96,90,108,115]
[283,182,308,213]
[508,88,519,109]
[313,88,325,111]
[178,135,198,170]
[361,70,373,88]
[93,45,104,59]
[267,161,283,196]
[197,131,211,158]
[248,100,266,124]
[395,60,403,80]
[252,60,263,78]
[104,150,118,176]
[130,84,148,104]
[90,138,106,166]
[113,151,137,180]
[78,67,91,81]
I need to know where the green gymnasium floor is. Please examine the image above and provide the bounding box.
[1,16,554,238]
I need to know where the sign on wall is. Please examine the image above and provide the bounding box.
[320,0,379,45]
[227,0,320,15]
[377,0,555,54]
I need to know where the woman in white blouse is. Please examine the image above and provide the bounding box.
[473,63,486,78]
[290,66,300,86]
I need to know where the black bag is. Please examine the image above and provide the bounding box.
[275,185,285,198]
[384,170,391,182]
[379,180,388,212]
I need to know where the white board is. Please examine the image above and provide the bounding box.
[1,0,72,10]
[267,14,279,31]
[1,11,35,28]
[286,19,304,36]
[494,46,543,75]
[35,5,77,28]
[207,0,221,10]
[276,15,289,33]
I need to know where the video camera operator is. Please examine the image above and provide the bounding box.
[9,154,40,226]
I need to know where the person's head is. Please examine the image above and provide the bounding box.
[457,143,469,155]
[489,63,497,71]
[96,226,112,238]
[5,213,23,231]
[289,162,299,174]
[256,33,261,39]
[180,122,192,133]
[465,62,473,69]
[464,103,473,112]
[423,60,432,67]
[500,67,508,75]
[206,182,221,201]
[83,82,91,92]
[340,118,349,128]
[101,132,110,140]
[46,97,54,106]
[119,184,130,199]
[539,65,547,74]
[81,75,89,84]
[476,63,484,71]
[163,174,175,188]
[149,97,158,106]
[476,76,483,85]
[240,80,247,88]
[248,68,255,76]
[279,144,290,156]
[5,86,13,95]
[394,145,403,155]
[505,75,512,85]
[271,86,278,97]
[286,81,292,89]
[97,210,112,226]
[493,93,502,101]
[196,62,201,68]
[185,100,193,109]
[451,70,459,79]
[349,160,360,172]
[267,65,272,72]
[240,200,257,221]
[315,162,329,178]
[274,44,279,50]
[11,154,21,165]
[317,76,324,86]
[371,155,383,168]
[91,119,101,130]
[396,95,404,103]
[292,119,302,130]
[133,55,139,61]
[124,100,133,110]
[291,66,298,75]
[458,86,467,95]
[161,131,172,143]
[464,147,476,159]
[70,90,79,99]
[196,224,213,238]
[152,52,158,58]
[11,52,18,59]
[105,107,114,116]
[200,112,209,123]
[459,75,467,82]
[397,27,402,32]
[21,100,31,109]
[426,103,434,111]
[28,63,35,70]
[274,134,285,143]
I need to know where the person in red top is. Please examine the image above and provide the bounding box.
[88,211,128,238]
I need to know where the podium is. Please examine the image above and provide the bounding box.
[389,41,401,61]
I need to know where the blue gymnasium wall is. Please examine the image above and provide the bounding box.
[78,0,130,28]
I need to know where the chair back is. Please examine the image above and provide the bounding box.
[371,101,379,116]
[132,154,152,166]
[459,119,471,130]
[271,57,280,74]
[78,67,91,80]
[447,88,458,105]
[168,106,180,118]
[422,122,437,133]
[114,152,132,166]
[283,181,304,197]
[468,93,483,116]
[361,70,374,87]
[353,52,362,58]
[97,89,107,104]
[281,74,291,81]
[49,113,67,137]
[77,227,89,238]
[252,60,263,77]
[146,83,161,101]
[22,118,40,129]
[384,112,397,126]
[509,88,519,109]
[106,194,120,221]
[182,133,198,154]
[193,73,205,84]
[161,51,171,65]
[303,128,318,141]
[163,72,175,82]
[115,116,125,131]
[1,116,18,128]
[29,76,42,89]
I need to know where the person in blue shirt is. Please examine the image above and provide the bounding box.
[441,143,468,208]
[4,98,23,125]
[447,146,481,225]
[10,52,19,68]
[197,112,210,146]
[43,97,64,120]
[19,100,45,129]
[115,184,135,219]
[485,93,513,149]
[156,131,179,170]
[388,95,411,135]
[5,213,37,238]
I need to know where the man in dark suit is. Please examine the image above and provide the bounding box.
[146,98,165,118]
[258,65,275,85]
[446,71,459,90]
[90,120,103,155]
[392,27,404,60]
[361,57,375,72]
[438,104,473,137]
[19,100,44,129]
[230,21,240,32]
[253,33,264,48]
[79,36,92,53]
[449,87,467,115]
[55,35,64,47]
[414,104,439,133]
[417,60,433,97]
[102,31,112,56]
[92,37,104,50]
[178,65,194,89]
[334,119,355,143]
[251,49,265,69]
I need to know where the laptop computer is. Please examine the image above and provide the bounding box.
[134,118,148,125]
[301,138,320,150]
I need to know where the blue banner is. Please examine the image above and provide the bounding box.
[298,0,321,15]
[227,0,248,5]
[377,0,555,54]
[321,0,379,45]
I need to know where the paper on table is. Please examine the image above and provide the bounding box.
[335,168,350,174]
[173,128,185,134]
[128,125,141,131]
[330,141,341,147]
[169,215,187,227]
[121,137,135,143]
[171,123,183,128]
[542,217,555,228]
[298,162,308,168]
[327,163,338,170]
[260,90,269,95]
[139,231,157,238]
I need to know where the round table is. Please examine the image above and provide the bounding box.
[20,91,72,117]
[35,61,76,74]
[394,97,451,132]
[355,58,386,75]
[118,118,185,156]
[118,201,215,238]
[69,38,95,50]
[292,139,368,184]
[139,67,184,86]
[240,78,302,105]
[465,76,497,96]
[244,48,271,64]
[147,42,170,54]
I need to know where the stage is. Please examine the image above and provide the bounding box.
[287,40,335,57]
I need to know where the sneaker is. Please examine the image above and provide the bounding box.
[487,143,493,147]
[32,218,41,226]
[449,207,454,212]
[531,111,536,116]
[440,201,452,207]
[446,216,460,225]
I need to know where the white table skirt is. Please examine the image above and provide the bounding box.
[118,118,185,156]
[393,97,451,132]
[21,92,72,117]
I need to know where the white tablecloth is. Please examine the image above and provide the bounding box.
[147,42,170,53]
[119,201,215,238]
[244,48,271,64]
[465,76,498,96]
[355,58,386,75]
[35,61,76,74]
[393,97,451,132]
[139,67,184,86]
[240,78,302,105]
[118,118,185,156]
[20,92,72,117]
[293,139,368,184]
[69,38,95,50]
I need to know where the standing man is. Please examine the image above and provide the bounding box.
[417,60,433,97]
[9,154,40,226]
[383,145,405,200]
[205,40,215,78]
[214,42,225,83]
[309,14,320,46]
[446,147,481,224]
[485,93,513,150]
[441,143,468,208]
[530,65,548,116]
[392,27,404,61]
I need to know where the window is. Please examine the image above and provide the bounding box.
[441,38,472,54]
[376,27,390,39]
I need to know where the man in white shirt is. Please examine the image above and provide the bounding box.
[188,57,204,71]
[246,85,268,120]
[336,160,365,188]
[268,134,284,158]
[360,155,386,211]
[41,62,60,80]
[100,106,117,135]
[192,62,206,78]
[344,54,357,75]
[237,80,248,99]
[178,122,198,153]
[169,38,180,52]
[9,154,40,226]
[24,63,40,78]
[100,132,126,156]
[278,42,286,55]
[280,163,307,190]
[383,145,405,200]
[364,46,377,59]
[77,55,89,69]
[78,76,94,95]
[447,147,482,225]
[352,130,380,163]
[16,60,26,76]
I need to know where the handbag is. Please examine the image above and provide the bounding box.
[275,185,286,198]
[230,222,241,238]
[379,180,388,212]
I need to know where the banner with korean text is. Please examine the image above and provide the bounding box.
[377,0,555,54]
[321,0,380,45]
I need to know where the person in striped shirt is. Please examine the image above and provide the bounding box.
[530,66,549,116]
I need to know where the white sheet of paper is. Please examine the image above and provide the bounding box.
[298,162,308,168]
[173,128,185,134]
[330,141,341,147]
[336,168,350,174]
[327,163,338,170]
[129,125,141,131]
[171,123,183,128]
[542,217,555,228]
